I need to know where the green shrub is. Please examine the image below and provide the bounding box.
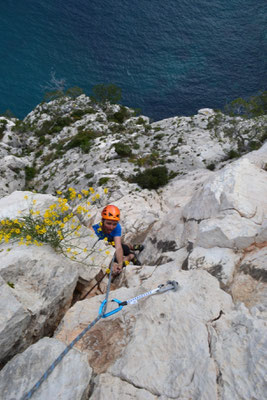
[206,163,215,171]
[114,142,132,157]
[136,117,145,125]
[0,120,7,139]
[98,177,110,186]
[227,149,240,159]
[65,130,99,153]
[25,166,36,181]
[133,166,169,190]
[154,133,165,140]
[107,106,130,124]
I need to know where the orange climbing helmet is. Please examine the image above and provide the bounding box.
[101,205,120,221]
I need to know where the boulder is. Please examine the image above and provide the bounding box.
[0,244,78,365]
[0,157,27,198]
[0,276,30,367]
[182,157,267,249]
[183,157,267,222]
[0,337,92,400]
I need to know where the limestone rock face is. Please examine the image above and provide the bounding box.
[209,305,266,400]
[0,245,78,365]
[187,246,241,285]
[0,190,57,220]
[0,156,27,198]
[55,266,234,399]
[182,157,267,249]
[0,337,92,400]
[231,246,267,311]
[90,373,158,400]
[0,276,30,367]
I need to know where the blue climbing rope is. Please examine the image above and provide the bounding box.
[20,256,115,400]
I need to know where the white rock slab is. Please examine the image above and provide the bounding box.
[0,190,56,219]
[55,266,233,399]
[91,373,158,400]
[196,213,260,249]
[231,247,267,311]
[188,246,242,285]
[209,304,267,400]
[0,276,30,365]
[183,157,267,223]
[0,337,92,400]
[0,244,78,362]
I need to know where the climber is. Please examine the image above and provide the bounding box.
[92,205,144,276]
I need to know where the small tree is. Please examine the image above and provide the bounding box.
[91,84,122,108]
[225,91,267,118]
[65,86,84,99]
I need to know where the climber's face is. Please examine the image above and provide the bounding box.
[103,219,118,234]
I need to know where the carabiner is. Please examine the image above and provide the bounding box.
[99,298,124,318]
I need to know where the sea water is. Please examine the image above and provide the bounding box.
[0,0,266,121]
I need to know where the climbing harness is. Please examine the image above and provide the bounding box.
[20,259,178,400]
[100,280,179,318]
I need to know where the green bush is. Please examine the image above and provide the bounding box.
[114,142,132,157]
[133,166,169,190]
[98,177,110,186]
[65,130,99,153]
[25,166,36,181]
[0,120,7,139]
[227,149,240,159]
[206,163,215,171]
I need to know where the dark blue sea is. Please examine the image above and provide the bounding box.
[0,0,266,121]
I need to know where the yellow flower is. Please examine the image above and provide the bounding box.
[91,196,96,202]
[24,195,28,200]
[26,235,31,241]
[15,229,20,234]
[125,260,130,265]
[83,248,87,252]
[33,200,37,205]
[89,187,95,193]
[104,188,109,194]
[82,190,89,196]
[104,237,108,242]
[1,220,5,225]
[67,248,71,253]
[106,268,111,274]
[105,250,110,255]
[95,193,100,199]
[57,190,62,194]
[78,194,82,199]
[87,201,91,206]
[72,251,78,255]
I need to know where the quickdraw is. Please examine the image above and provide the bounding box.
[100,280,179,318]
